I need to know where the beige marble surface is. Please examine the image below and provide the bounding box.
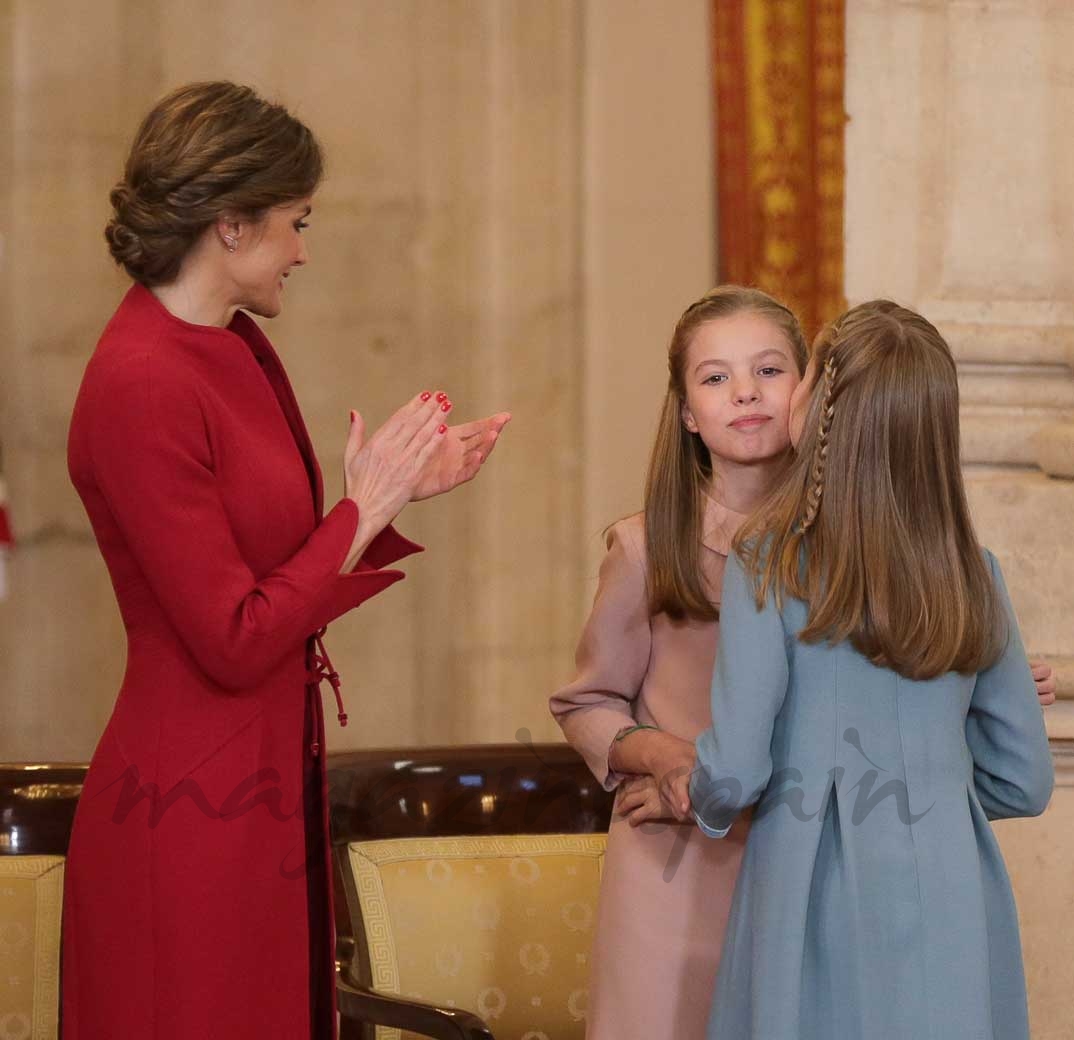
[847,2,1074,1030]
[846,1,1074,471]
[580,0,716,579]
[1034,422,1074,480]
[994,739,1074,1040]
[966,470,1074,666]
[0,1,717,760]
[0,0,588,757]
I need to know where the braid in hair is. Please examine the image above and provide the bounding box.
[798,354,839,533]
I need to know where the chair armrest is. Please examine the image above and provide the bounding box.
[336,974,494,1040]
[335,935,358,979]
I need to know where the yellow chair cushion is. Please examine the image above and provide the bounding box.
[349,834,606,1040]
[0,856,64,1040]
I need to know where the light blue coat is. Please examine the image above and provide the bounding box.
[690,548,1053,1040]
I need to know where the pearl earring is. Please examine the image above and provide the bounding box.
[224,236,237,252]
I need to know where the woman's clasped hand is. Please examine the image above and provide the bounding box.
[343,390,510,554]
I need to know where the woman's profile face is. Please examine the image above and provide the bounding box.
[228,197,312,318]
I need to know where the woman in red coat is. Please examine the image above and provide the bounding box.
[64,82,509,1039]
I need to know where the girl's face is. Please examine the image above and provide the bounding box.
[680,311,802,468]
[787,355,818,449]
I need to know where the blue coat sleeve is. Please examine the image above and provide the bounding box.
[965,551,1054,820]
[690,550,790,836]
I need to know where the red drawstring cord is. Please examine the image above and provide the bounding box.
[309,627,348,727]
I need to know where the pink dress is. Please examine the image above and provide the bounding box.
[550,494,750,1039]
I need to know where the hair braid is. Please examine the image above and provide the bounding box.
[798,354,839,533]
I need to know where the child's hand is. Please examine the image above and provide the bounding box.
[609,730,699,823]
[1030,660,1057,706]
[615,775,664,826]
[615,774,692,827]
[659,744,698,820]
[633,733,698,820]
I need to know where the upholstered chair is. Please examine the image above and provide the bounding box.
[0,764,87,1040]
[328,744,614,1040]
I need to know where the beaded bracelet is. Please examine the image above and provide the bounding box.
[613,723,659,742]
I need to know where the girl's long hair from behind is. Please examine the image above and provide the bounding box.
[645,286,808,621]
[735,300,1003,679]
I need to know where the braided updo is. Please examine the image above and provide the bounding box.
[106,81,324,286]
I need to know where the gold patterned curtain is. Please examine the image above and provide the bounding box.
[712,0,846,337]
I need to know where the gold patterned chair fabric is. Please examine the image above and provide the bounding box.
[351,834,603,1040]
[0,856,64,1040]
[0,764,88,1040]
[328,745,615,1040]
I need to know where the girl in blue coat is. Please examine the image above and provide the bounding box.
[689,300,1053,1040]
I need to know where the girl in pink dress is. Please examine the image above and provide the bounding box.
[551,285,806,1038]
[550,285,1058,1039]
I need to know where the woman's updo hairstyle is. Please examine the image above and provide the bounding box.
[106,81,324,286]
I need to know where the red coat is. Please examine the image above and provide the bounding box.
[64,284,421,1039]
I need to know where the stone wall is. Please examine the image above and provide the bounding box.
[0,0,716,759]
[846,2,1074,1033]
[846,0,1074,710]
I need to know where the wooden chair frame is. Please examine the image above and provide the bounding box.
[327,743,613,1040]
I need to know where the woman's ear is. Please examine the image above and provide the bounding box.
[680,400,699,433]
[216,213,242,253]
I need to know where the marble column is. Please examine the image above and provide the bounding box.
[994,744,1074,1040]
[847,2,1074,1032]
[846,0,1074,710]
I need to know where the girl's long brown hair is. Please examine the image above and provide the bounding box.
[645,286,807,621]
[735,300,1003,679]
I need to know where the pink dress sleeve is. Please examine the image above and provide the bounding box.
[549,517,653,790]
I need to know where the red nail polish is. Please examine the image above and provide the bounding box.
[438,424,447,434]
[441,401,452,412]
[349,410,357,424]
[420,391,432,402]
[436,392,448,403]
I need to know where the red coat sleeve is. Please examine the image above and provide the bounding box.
[85,356,422,692]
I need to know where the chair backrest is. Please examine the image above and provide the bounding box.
[327,743,612,843]
[0,765,86,857]
[0,764,87,1040]
[348,832,604,1040]
[328,745,613,1040]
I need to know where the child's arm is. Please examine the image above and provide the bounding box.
[965,551,1054,820]
[690,550,790,837]
[549,520,653,790]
